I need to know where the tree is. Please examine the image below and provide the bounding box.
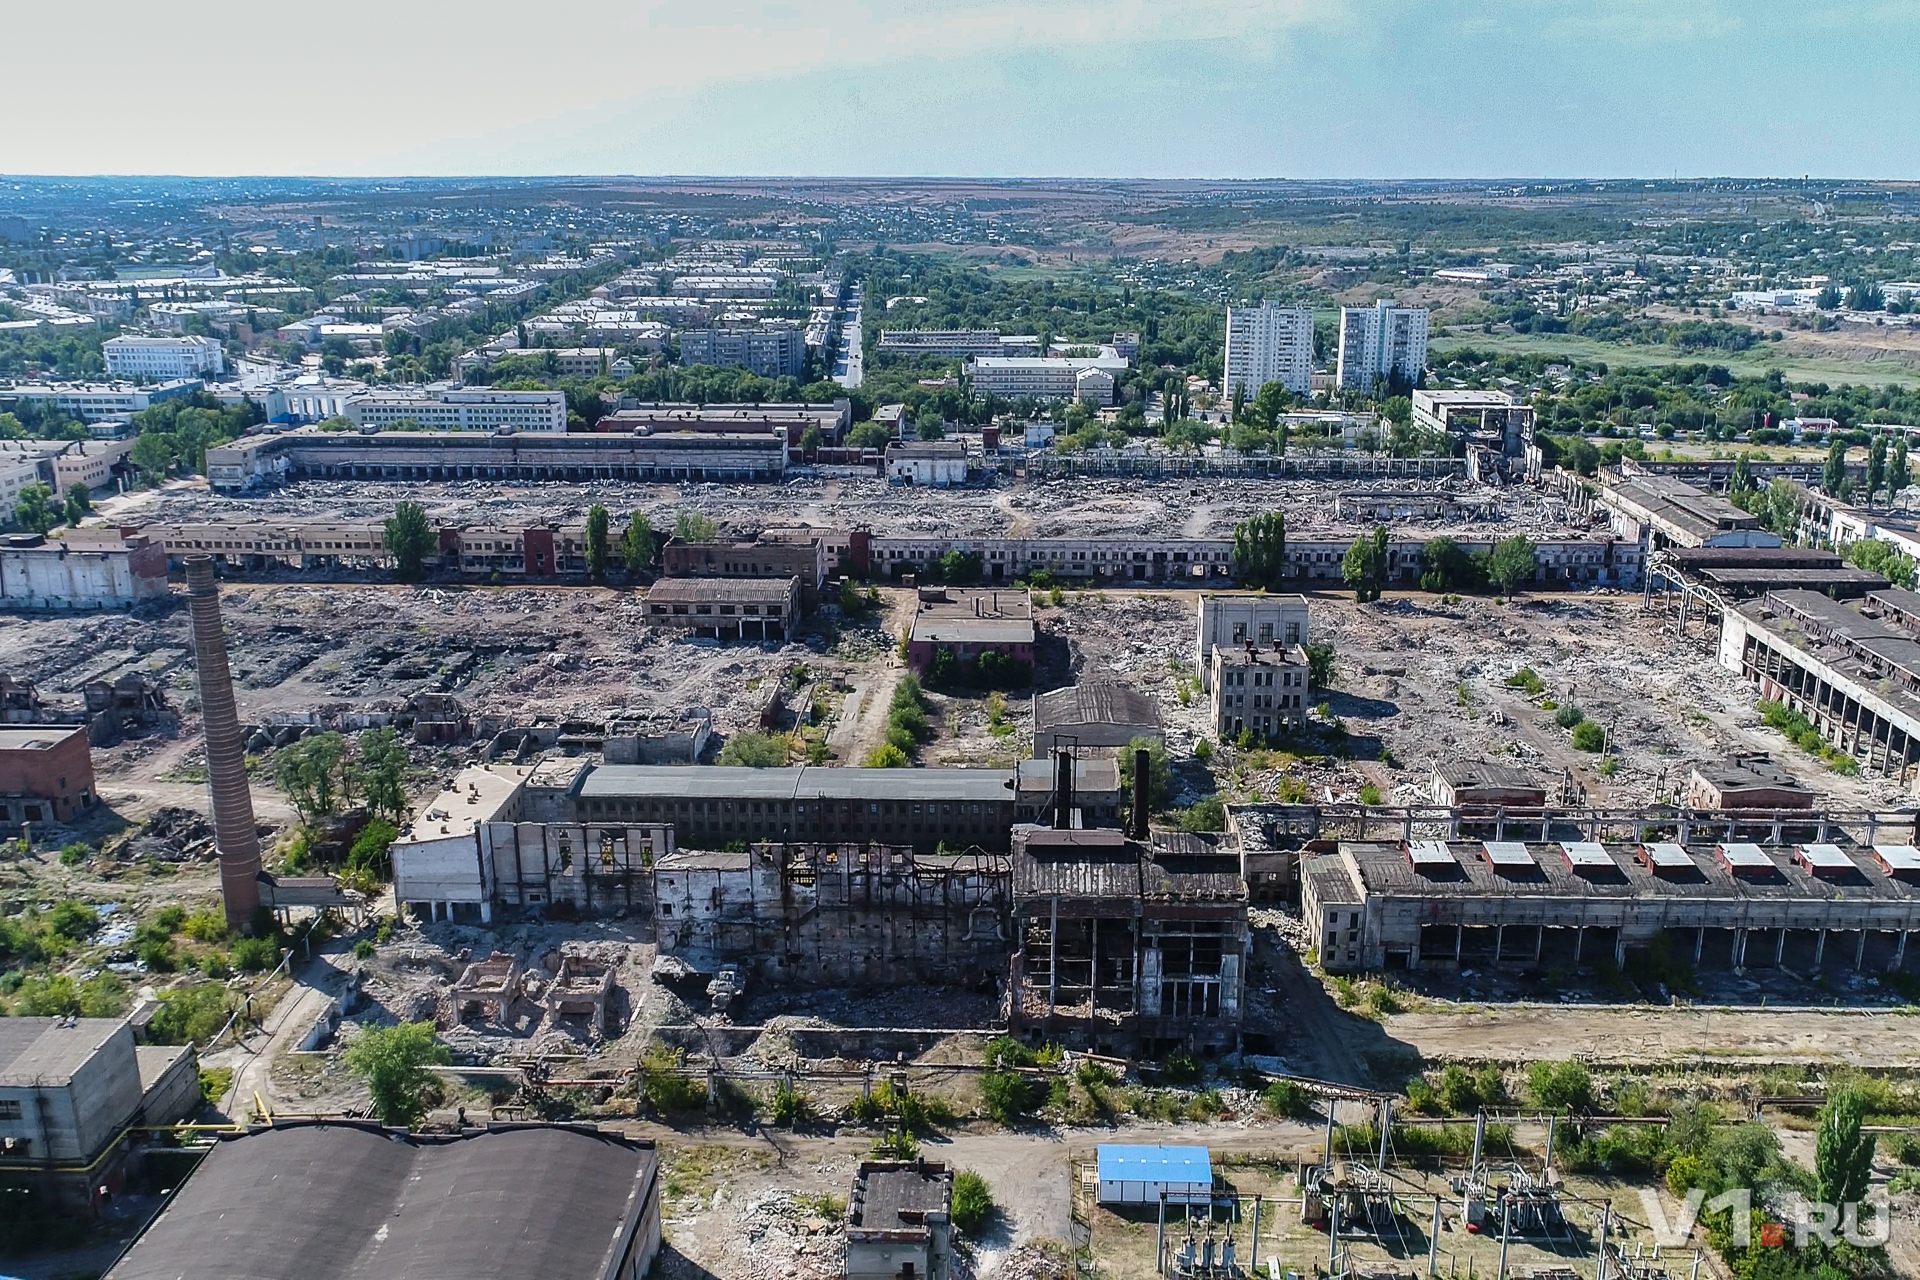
[584,504,610,581]
[800,425,822,452]
[1765,479,1800,538]
[673,510,718,543]
[1824,439,1847,497]
[62,483,90,527]
[357,727,409,822]
[716,731,788,767]
[1730,450,1752,496]
[939,550,983,585]
[13,482,54,535]
[847,421,894,450]
[1341,525,1388,602]
[1868,435,1888,506]
[1231,512,1287,591]
[622,511,654,573]
[343,1022,449,1127]
[273,732,346,822]
[1816,285,1842,311]
[1419,536,1477,593]
[1229,382,1248,423]
[1304,642,1336,691]
[1487,535,1538,596]
[384,501,435,580]
[915,413,946,441]
[1126,735,1173,810]
[1893,439,1912,499]
[1815,1088,1876,1212]
[950,1171,994,1237]
[1845,281,1885,312]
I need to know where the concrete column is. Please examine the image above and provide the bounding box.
[185,556,263,930]
[1856,930,1869,970]
[1533,928,1544,964]
[1733,929,1747,970]
[1573,928,1584,968]
[1893,931,1909,973]
[1775,929,1787,966]
[1615,933,1627,966]
[1454,926,1464,964]
[1694,928,1705,965]
[1493,925,1505,964]
[1814,929,1827,967]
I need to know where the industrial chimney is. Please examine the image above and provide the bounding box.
[185,557,262,930]
[1052,747,1075,829]
[1130,747,1151,841]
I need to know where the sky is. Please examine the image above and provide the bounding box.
[6,0,1920,179]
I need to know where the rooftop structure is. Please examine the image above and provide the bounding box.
[1599,473,1774,550]
[640,575,800,642]
[102,1122,662,1280]
[1195,593,1310,690]
[1304,837,1920,973]
[1033,682,1162,755]
[1430,761,1547,811]
[1687,759,1817,811]
[906,587,1035,674]
[847,1161,955,1280]
[1411,388,1535,456]
[964,354,1129,402]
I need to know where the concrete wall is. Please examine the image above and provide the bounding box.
[485,822,674,915]
[1196,595,1311,690]
[0,541,168,610]
[392,830,492,918]
[0,1022,145,1163]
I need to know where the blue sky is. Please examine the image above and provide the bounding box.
[7,0,1919,177]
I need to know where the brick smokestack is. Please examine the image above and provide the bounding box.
[185,556,262,930]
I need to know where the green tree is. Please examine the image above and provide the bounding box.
[273,732,347,822]
[357,727,409,822]
[1341,525,1387,602]
[847,421,894,450]
[1765,479,1800,538]
[343,1022,449,1127]
[1526,1059,1593,1112]
[1893,439,1912,498]
[62,483,90,526]
[1815,1088,1876,1212]
[673,510,719,543]
[1824,439,1847,497]
[716,731,788,767]
[383,501,436,580]
[1868,435,1888,506]
[1304,641,1336,690]
[1419,536,1478,592]
[1487,535,1538,596]
[622,511,654,573]
[1730,450,1752,496]
[13,482,54,535]
[584,503,610,581]
[1231,512,1287,591]
[1126,735,1173,809]
[950,1172,994,1237]
[800,425,823,452]
[939,550,983,585]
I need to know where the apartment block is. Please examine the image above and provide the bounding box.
[1223,301,1313,399]
[1336,300,1428,391]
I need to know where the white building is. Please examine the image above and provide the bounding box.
[0,380,199,423]
[1223,302,1314,400]
[1209,643,1310,741]
[1073,367,1116,406]
[1195,593,1311,690]
[1336,301,1428,392]
[885,441,969,487]
[965,355,1129,402]
[101,335,224,380]
[345,388,568,433]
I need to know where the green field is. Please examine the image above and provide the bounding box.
[1431,330,1920,388]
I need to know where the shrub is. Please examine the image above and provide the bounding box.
[1571,720,1606,752]
[198,1066,234,1106]
[1553,703,1585,729]
[1162,1050,1202,1084]
[1527,1059,1594,1112]
[46,899,98,942]
[1076,1060,1119,1089]
[353,939,377,959]
[771,1082,814,1127]
[58,842,89,867]
[717,731,790,768]
[345,1021,450,1127]
[199,951,232,979]
[1193,738,1213,762]
[151,984,233,1045]
[864,744,909,768]
[872,1130,919,1160]
[1176,796,1226,832]
[638,1047,707,1114]
[182,908,230,943]
[980,1071,1043,1124]
[1358,783,1382,806]
[1264,1079,1315,1119]
[1505,668,1545,695]
[232,935,279,972]
[950,1171,994,1237]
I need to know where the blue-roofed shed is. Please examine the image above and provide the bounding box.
[1095,1144,1212,1205]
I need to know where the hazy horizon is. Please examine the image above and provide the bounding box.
[8,0,1919,180]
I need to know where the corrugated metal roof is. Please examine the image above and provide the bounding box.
[579,764,1015,804]
[1097,1144,1211,1184]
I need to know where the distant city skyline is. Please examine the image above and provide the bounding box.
[6,0,1920,178]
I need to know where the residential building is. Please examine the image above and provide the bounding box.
[676,323,805,380]
[641,576,801,642]
[345,388,568,433]
[1208,643,1310,740]
[1335,300,1429,391]
[101,1123,662,1280]
[1223,302,1314,399]
[964,354,1129,401]
[0,724,95,826]
[886,440,969,486]
[0,380,199,423]
[1195,594,1310,690]
[543,347,618,378]
[846,1161,955,1280]
[101,335,224,380]
[906,587,1035,673]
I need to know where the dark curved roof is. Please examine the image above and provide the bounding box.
[105,1122,655,1280]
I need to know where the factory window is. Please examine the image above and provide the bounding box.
[0,1101,18,1120]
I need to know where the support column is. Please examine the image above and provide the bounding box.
[1573,928,1584,968]
[1455,926,1464,965]
[1893,931,1909,974]
[1048,896,1059,1012]
[1494,925,1505,964]
[1814,929,1827,967]
[1775,929,1787,966]
[1856,929,1869,970]
[1695,927,1705,965]
[1733,929,1747,970]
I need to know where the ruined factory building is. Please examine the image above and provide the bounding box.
[847,1160,956,1280]
[1012,826,1247,1054]
[0,1016,200,1211]
[0,724,96,828]
[103,1122,662,1280]
[906,587,1034,674]
[1429,761,1547,812]
[1033,682,1162,755]
[1686,760,1816,811]
[641,575,799,643]
[1194,593,1310,690]
[1305,838,1920,974]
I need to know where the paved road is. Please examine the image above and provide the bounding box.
[833,286,863,389]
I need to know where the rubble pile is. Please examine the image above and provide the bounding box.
[108,806,216,862]
[663,1190,847,1280]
